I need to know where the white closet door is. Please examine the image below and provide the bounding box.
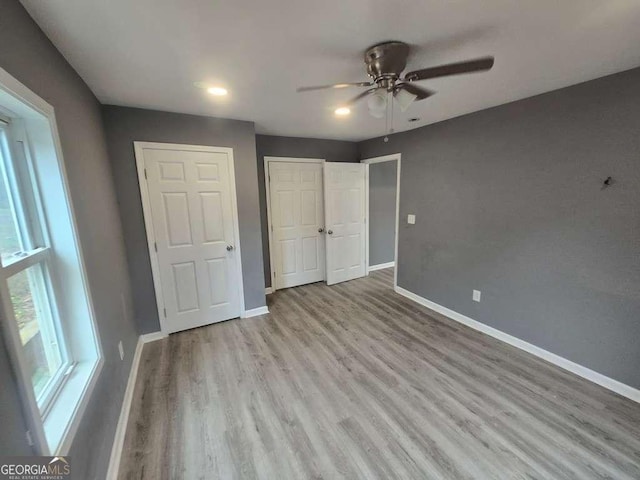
[269,161,325,289]
[324,163,366,285]
[138,143,241,333]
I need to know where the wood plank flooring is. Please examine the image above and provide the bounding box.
[118,268,640,479]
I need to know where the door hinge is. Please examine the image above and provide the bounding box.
[154,242,158,252]
[163,308,167,317]
[26,430,34,447]
[144,168,148,179]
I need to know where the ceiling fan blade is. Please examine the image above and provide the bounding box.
[344,88,378,106]
[296,81,373,92]
[404,56,494,82]
[395,82,435,100]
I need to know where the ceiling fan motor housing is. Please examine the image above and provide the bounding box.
[364,41,410,90]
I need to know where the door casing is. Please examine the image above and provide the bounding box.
[134,141,245,334]
[360,153,401,289]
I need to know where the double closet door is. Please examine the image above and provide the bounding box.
[267,159,366,290]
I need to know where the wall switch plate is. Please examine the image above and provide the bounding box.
[407,214,416,225]
[473,290,481,302]
[118,341,124,360]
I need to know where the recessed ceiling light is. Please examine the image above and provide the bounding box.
[207,86,228,96]
[335,107,350,116]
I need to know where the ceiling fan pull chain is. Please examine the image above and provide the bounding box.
[384,92,393,142]
[383,91,394,143]
[384,94,390,141]
[384,95,387,134]
[390,93,395,135]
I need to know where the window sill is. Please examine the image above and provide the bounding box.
[43,356,103,454]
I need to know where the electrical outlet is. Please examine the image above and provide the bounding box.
[473,290,481,302]
[118,341,124,361]
[407,214,416,225]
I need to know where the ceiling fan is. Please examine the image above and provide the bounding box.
[297,41,494,117]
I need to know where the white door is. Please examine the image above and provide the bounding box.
[324,163,367,285]
[136,143,242,334]
[269,161,325,289]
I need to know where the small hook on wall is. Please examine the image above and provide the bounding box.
[602,176,614,189]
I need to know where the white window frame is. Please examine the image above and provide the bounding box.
[0,66,103,455]
[0,120,73,416]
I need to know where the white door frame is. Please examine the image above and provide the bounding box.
[360,153,401,288]
[134,141,245,333]
[264,156,325,292]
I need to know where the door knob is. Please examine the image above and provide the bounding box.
[327,230,333,235]
[318,227,325,233]
[226,245,234,251]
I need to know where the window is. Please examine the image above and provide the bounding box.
[0,121,71,414]
[0,67,102,455]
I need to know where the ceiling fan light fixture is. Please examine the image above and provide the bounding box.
[334,107,351,116]
[369,108,386,119]
[395,88,417,112]
[367,89,387,118]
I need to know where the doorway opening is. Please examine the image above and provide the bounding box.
[362,153,401,290]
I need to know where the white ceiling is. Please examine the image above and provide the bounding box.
[22,0,640,141]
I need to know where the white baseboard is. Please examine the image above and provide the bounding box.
[394,286,640,404]
[368,261,395,272]
[140,331,167,344]
[241,306,269,318]
[265,287,273,295]
[105,336,145,480]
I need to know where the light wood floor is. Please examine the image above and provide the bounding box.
[118,268,640,479]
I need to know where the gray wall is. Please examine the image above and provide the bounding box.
[255,135,358,287]
[368,160,397,266]
[358,67,640,389]
[0,1,138,477]
[103,106,266,333]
